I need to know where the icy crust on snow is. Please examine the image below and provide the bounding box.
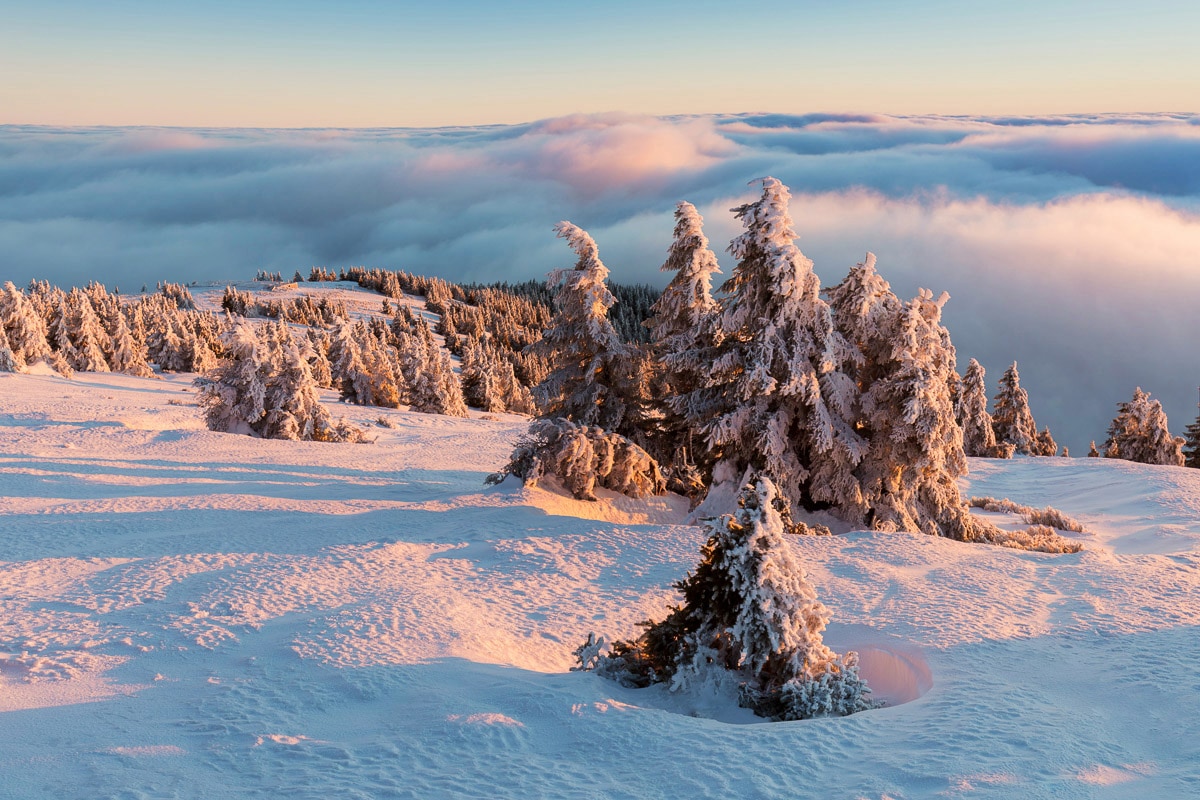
[2,372,1200,797]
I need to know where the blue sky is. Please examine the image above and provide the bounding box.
[2,1,1198,126]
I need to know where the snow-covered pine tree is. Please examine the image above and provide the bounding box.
[302,329,334,389]
[495,356,537,415]
[852,288,987,540]
[0,329,19,372]
[106,302,154,377]
[1088,440,1100,457]
[259,323,333,440]
[0,282,52,370]
[181,314,220,374]
[61,289,111,372]
[992,362,1038,455]
[462,336,505,412]
[1183,413,1200,468]
[144,303,189,372]
[392,316,467,417]
[489,417,665,501]
[198,324,269,434]
[198,322,363,442]
[355,323,402,408]
[1103,387,1185,466]
[1032,426,1058,457]
[692,178,864,515]
[533,222,635,433]
[588,476,872,720]
[957,358,1003,457]
[648,200,720,472]
[494,224,664,498]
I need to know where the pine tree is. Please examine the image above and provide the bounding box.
[350,323,401,408]
[1088,440,1100,458]
[302,330,334,389]
[199,322,363,442]
[534,222,633,432]
[1103,387,1185,466]
[1032,426,1058,457]
[589,477,872,720]
[0,329,19,372]
[957,359,1001,457]
[690,178,863,513]
[198,324,269,434]
[329,321,374,405]
[992,362,1038,455]
[646,201,723,470]
[0,282,52,370]
[61,289,111,372]
[853,288,984,539]
[489,418,665,501]
[106,304,154,377]
[395,317,467,417]
[260,324,330,440]
[1184,413,1200,468]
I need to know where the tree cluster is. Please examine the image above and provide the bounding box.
[197,322,364,442]
[1104,387,1184,466]
[221,286,347,326]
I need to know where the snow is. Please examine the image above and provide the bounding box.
[3,368,1200,797]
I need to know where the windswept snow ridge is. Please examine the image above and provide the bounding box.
[2,370,1200,797]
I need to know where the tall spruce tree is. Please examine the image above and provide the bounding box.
[534,222,637,434]
[690,177,863,513]
[646,202,722,464]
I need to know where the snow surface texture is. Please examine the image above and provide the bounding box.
[2,370,1200,798]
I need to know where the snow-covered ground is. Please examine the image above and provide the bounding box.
[2,368,1199,798]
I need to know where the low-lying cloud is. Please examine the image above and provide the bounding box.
[2,113,1199,450]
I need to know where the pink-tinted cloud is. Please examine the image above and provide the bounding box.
[3,112,1200,448]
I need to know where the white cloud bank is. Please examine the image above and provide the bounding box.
[2,113,1199,449]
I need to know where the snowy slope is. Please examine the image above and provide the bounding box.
[2,369,1200,798]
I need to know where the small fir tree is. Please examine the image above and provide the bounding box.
[1032,426,1058,457]
[1182,412,1200,468]
[992,362,1038,455]
[957,358,1003,457]
[584,477,873,720]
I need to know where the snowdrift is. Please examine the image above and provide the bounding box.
[2,370,1200,797]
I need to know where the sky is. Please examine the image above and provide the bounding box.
[2,3,1200,450]
[2,1,1199,127]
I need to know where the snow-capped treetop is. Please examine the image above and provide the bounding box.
[546,221,620,350]
[645,201,721,345]
[826,252,898,376]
